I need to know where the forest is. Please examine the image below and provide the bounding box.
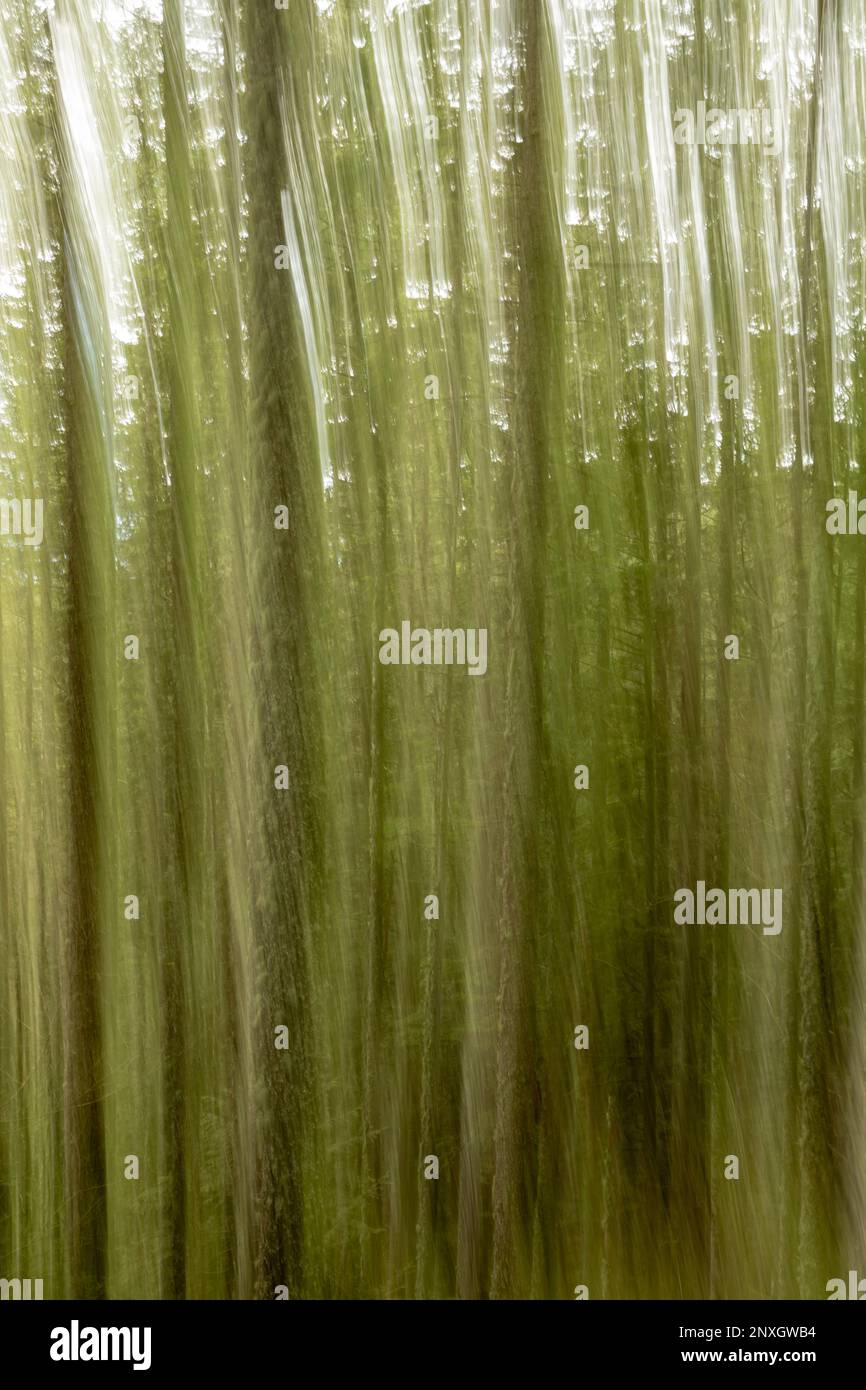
[0,0,864,1300]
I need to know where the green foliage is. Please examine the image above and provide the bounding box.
[0,0,862,1299]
